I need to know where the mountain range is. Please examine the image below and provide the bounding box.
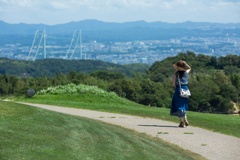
[1,19,240,35]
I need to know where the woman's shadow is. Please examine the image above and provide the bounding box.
[138,125,178,128]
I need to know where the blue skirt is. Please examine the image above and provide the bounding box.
[170,85,188,117]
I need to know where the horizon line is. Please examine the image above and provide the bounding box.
[1,19,240,26]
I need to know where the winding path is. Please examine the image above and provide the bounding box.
[19,102,240,160]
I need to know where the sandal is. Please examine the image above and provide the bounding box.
[179,122,184,128]
[184,120,189,126]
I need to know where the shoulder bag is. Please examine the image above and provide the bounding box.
[178,74,191,98]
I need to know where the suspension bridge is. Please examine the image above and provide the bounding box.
[27,29,83,61]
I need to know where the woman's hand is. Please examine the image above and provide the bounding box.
[183,61,191,73]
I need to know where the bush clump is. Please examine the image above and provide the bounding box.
[37,83,119,98]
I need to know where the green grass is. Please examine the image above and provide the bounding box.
[14,94,240,138]
[183,133,194,134]
[0,101,206,160]
[157,132,169,134]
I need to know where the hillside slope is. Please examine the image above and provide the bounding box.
[0,101,205,160]
[0,58,149,78]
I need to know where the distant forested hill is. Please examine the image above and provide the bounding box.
[1,19,240,34]
[148,51,240,82]
[0,58,149,78]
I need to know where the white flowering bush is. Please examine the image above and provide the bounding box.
[37,83,119,98]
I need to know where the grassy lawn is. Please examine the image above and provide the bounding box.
[0,101,206,160]
[15,94,240,138]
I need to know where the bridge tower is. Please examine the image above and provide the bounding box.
[27,29,46,61]
[27,29,47,61]
[65,30,82,60]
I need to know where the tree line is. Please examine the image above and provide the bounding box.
[0,58,149,78]
[1,51,240,113]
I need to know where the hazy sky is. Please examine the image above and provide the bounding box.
[0,0,240,25]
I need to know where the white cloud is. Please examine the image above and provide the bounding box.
[51,1,69,9]
[0,0,32,6]
[0,0,239,24]
[106,0,128,9]
[127,0,155,7]
[159,2,172,9]
[177,0,188,5]
[0,0,9,3]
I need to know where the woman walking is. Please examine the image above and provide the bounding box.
[171,60,191,127]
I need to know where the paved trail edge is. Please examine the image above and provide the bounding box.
[19,102,240,160]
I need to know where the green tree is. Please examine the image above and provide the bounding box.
[230,74,240,89]
[67,71,78,80]
[224,65,238,76]
[215,72,231,86]
[220,84,237,102]
[207,56,218,68]
[218,98,234,112]
[108,79,141,102]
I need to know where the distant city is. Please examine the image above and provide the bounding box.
[1,35,239,65]
[1,20,239,65]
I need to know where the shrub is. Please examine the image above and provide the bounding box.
[37,83,119,98]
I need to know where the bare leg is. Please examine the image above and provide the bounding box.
[184,116,189,126]
[184,116,187,122]
[179,117,183,123]
[178,117,184,127]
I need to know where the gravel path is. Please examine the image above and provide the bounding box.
[19,102,240,160]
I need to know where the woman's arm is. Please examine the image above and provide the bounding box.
[172,72,176,86]
[183,61,191,74]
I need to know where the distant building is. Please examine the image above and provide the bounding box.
[139,58,148,64]
[22,73,30,77]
